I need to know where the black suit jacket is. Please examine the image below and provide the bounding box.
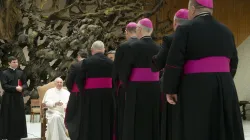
[66,61,82,92]
[112,37,138,89]
[65,60,83,140]
[151,33,174,72]
[162,33,174,49]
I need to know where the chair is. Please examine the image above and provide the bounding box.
[239,101,250,120]
[30,99,41,123]
[37,82,56,140]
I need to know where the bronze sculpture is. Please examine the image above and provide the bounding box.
[0,0,172,92]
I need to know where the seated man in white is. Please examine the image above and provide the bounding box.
[42,77,70,140]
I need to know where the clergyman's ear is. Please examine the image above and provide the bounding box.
[191,5,196,14]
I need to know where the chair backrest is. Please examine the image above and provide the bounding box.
[38,82,56,139]
[37,81,55,105]
[31,99,40,107]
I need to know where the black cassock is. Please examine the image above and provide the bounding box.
[0,68,28,139]
[65,61,83,140]
[112,37,137,140]
[0,71,2,105]
[151,33,177,140]
[162,13,244,140]
[120,36,161,140]
[76,53,114,140]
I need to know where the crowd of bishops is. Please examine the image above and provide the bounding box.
[0,0,245,140]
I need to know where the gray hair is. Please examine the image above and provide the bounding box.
[174,16,189,26]
[54,77,63,83]
[138,23,153,34]
[189,0,213,14]
[126,27,137,34]
[91,40,105,50]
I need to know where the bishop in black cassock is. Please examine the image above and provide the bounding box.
[151,9,189,140]
[76,41,114,140]
[112,22,138,140]
[120,18,161,140]
[162,0,244,140]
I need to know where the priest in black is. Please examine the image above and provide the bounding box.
[76,41,114,140]
[162,0,244,140]
[65,49,88,140]
[0,56,28,140]
[112,22,138,140]
[120,18,161,140]
[151,9,189,140]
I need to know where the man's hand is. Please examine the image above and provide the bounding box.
[16,86,23,92]
[55,101,63,106]
[166,94,177,105]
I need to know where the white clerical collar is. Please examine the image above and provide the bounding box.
[9,67,16,71]
[141,36,151,39]
[198,12,210,17]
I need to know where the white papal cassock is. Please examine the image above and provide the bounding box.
[42,87,70,140]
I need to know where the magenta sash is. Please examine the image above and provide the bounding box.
[184,56,230,74]
[84,78,112,89]
[71,83,79,92]
[129,68,159,81]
